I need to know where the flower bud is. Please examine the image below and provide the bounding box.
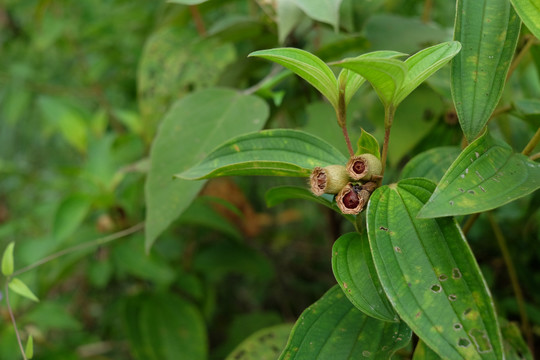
[310,165,349,196]
[346,154,382,181]
[336,183,371,215]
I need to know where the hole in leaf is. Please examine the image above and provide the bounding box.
[439,274,448,281]
[448,294,458,301]
[454,323,463,331]
[394,246,402,253]
[463,308,472,317]
[362,350,371,357]
[468,190,476,195]
[452,268,462,279]
[458,338,471,347]
[430,284,442,293]
[469,328,493,353]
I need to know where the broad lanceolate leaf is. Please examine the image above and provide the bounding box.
[401,146,461,183]
[332,232,397,322]
[396,41,461,105]
[290,0,343,31]
[265,186,355,223]
[145,89,268,252]
[176,129,347,180]
[9,278,39,302]
[249,48,339,109]
[124,293,207,360]
[279,286,411,360]
[2,242,14,276]
[338,50,407,105]
[25,335,34,359]
[510,0,540,40]
[418,132,540,218]
[335,57,407,107]
[367,178,504,359]
[356,128,380,159]
[452,0,521,142]
[226,324,293,360]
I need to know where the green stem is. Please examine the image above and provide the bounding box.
[12,223,144,277]
[507,35,536,82]
[337,87,354,157]
[462,213,480,236]
[522,126,540,156]
[380,105,396,178]
[5,281,27,360]
[487,213,534,354]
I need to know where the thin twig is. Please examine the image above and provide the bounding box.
[421,0,433,23]
[507,35,536,82]
[522,126,540,156]
[189,5,206,36]
[5,281,27,360]
[462,213,480,236]
[487,213,534,355]
[530,152,540,161]
[489,105,513,120]
[342,126,354,157]
[12,223,144,277]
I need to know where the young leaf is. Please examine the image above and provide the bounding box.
[510,0,540,40]
[265,186,355,223]
[395,41,461,105]
[1,242,14,276]
[356,128,381,159]
[452,0,521,142]
[338,50,407,105]
[279,286,411,360]
[401,146,461,183]
[25,335,34,359]
[145,88,268,252]
[418,132,540,218]
[332,232,397,322]
[225,324,293,360]
[176,129,347,180]
[335,57,407,107]
[367,178,504,359]
[53,194,91,243]
[249,48,339,109]
[9,278,39,302]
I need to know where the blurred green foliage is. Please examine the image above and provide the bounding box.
[0,0,538,359]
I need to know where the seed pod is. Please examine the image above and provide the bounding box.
[336,183,371,215]
[346,154,382,181]
[310,165,349,196]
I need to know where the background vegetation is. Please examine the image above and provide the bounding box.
[0,0,538,359]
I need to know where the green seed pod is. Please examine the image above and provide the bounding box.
[310,165,349,196]
[346,154,382,181]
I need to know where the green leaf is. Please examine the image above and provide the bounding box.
[418,132,540,218]
[276,0,303,44]
[249,48,339,109]
[9,278,39,302]
[510,0,540,40]
[124,293,207,360]
[176,129,347,180]
[332,232,397,322]
[290,0,343,31]
[145,88,268,252]
[412,340,441,360]
[335,57,407,107]
[53,194,91,243]
[265,186,355,223]
[339,50,407,105]
[452,0,521,142]
[401,147,461,183]
[138,26,235,141]
[356,128,380,159]
[367,178,504,359]
[500,319,533,360]
[225,324,293,360]
[168,0,209,4]
[395,41,461,105]
[279,286,411,359]
[1,242,14,276]
[25,335,33,359]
